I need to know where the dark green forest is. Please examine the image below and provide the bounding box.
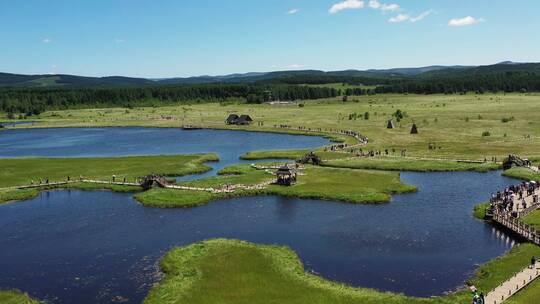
[0,84,339,116]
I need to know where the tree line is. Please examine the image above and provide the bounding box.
[374,71,540,94]
[0,84,339,115]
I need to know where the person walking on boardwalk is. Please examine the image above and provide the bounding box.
[531,256,536,269]
[112,174,116,182]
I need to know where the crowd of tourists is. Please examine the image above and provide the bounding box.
[490,181,540,215]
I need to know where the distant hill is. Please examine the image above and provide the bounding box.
[0,62,538,87]
[0,73,153,87]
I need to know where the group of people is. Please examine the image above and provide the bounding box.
[272,124,369,144]
[490,181,540,215]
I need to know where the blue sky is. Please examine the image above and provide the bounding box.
[1,0,539,78]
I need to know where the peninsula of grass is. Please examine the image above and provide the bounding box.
[0,290,39,304]
[135,165,416,208]
[144,239,540,304]
[0,154,217,203]
[0,154,217,188]
[324,157,500,172]
[473,202,490,220]
[0,188,40,204]
[502,167,540,181]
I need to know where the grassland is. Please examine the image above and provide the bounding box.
[324,157,500,172]
[0,290,38,304]
[144,239,540,304]
[135,165,416,208]
[5,93,540,163]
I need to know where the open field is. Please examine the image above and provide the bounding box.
[135,164,416,207]
[144,239,540,304]
[324,156,500,172]
[4,93,540,162]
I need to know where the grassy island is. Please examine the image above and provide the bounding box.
[144,239,540,304]
[135,164,416,208]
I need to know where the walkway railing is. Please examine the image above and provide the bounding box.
[492,211,540,245]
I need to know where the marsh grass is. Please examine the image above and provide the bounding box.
[0,154,217,188]
[144,239,540,304]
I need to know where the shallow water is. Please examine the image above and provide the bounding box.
[0,171,518,303]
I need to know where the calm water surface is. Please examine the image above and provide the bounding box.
[0,171,518,303]
[0,128,520,303]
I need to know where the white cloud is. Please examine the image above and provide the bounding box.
[381,3,400,12]
[388,14,409,23]
[286,8,300,15]
[287,64,304,69]
[42,37,52,43]
[329,0,364,14]
[368,0,381,9]
[410,10,434,22]
[369,0,399,12]
[115,38,126,44]
[448,16,484,27]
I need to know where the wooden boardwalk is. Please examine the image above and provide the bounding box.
[484,263,540,304]
[1,177,276,195]
[486,179,540,302]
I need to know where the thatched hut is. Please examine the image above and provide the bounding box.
[387,119,395,129]
[410,123,418,134]
[236,115,253,125]
[226,114,239,125]
[276,165,297,186]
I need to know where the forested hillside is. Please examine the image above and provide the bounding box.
[1,62,540,116]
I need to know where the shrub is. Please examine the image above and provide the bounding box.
[482,131,491,137]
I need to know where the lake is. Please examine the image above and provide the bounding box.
[0,127,519,303]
